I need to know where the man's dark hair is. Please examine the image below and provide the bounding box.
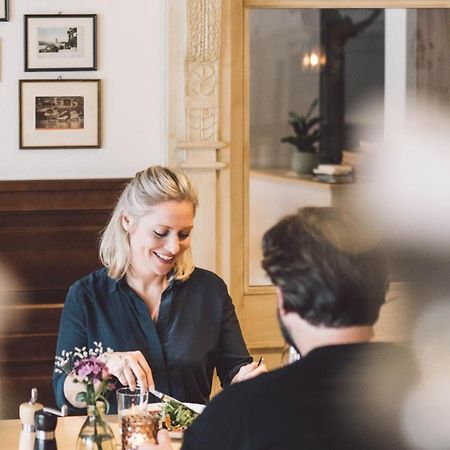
[262,207,388,327]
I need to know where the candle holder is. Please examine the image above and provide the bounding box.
[121,412,159,450]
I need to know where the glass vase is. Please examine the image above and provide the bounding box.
[76,403,116,450]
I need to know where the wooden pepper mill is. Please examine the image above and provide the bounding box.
[19,388,44,432]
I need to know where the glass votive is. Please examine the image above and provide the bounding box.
[121,412,159,450]
[116,388,149,434]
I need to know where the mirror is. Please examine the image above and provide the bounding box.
[247,8,449,286]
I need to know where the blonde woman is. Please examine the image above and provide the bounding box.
[53,166,265,414]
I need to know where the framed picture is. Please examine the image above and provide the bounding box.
[24,14,97,71]
[19,79,101,149]
[0,0,8,21]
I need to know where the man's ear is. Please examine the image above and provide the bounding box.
[276,287,286,316]
[121,212,133,232]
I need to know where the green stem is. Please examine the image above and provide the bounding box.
[94,408,103,450]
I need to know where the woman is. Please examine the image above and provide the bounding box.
[53,166,265,413]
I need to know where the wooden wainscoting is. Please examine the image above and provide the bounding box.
[0,179,127,419]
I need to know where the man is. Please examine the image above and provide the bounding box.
[143,207,416,450]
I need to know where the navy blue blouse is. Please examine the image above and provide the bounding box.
[53,267,252,414]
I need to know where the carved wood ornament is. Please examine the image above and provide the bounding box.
[185,0,222,144]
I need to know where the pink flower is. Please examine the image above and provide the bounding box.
[74,356,107,381]
[54,342,115,409]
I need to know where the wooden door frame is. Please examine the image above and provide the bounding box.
[221,0,450,362]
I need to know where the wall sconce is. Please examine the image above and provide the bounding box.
[301,47,326,70]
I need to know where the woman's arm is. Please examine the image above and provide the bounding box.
[53,283,89,413]
[62,372,88,409]
[60,350,155,409]
[54,282,155,412]
[215,284,264,386]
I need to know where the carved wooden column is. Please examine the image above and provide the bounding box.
[178,0,225,271]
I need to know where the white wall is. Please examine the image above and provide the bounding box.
[384,9,408,141]
[0,0,168,180]
[249,170,354,285]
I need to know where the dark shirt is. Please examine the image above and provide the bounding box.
[53,267,251,414]
[182,342,417,450]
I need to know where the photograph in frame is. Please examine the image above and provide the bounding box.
[0,0,8,21]
[19,79,101,149]
[24,14,97,71]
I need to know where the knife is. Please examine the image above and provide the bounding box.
[149,389,200,415]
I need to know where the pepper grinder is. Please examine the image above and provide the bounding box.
[19,388,44,432]
[18,429,35,450]
[34,409,58,450]
[33,405,68,450]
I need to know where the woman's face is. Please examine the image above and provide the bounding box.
[122,200,194,279]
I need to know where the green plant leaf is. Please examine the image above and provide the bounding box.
[288,112,307,136]
[281,99,321,152]
[305,116,322,132]
[76,392,87,403]
[288,111,301,122]
[280,136,298,145]
[305,98,319,121]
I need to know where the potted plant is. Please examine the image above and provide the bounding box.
[281,98,321,174]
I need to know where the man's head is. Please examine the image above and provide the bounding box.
[262,207,388,329]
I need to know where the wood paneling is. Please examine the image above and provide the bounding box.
[417,9,450,106]
[0,179,127,419]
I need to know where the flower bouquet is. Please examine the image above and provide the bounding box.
[55,341,115,410]
[55,342,117,450]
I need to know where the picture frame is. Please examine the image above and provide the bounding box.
[24,14,97,71]
[19,79,101,149]
[0,0,8,21]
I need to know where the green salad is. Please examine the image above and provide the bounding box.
[160,400,199,431]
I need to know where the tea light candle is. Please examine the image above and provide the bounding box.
[121,413,158,450]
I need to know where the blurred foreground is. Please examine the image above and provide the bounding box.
[353,101,450,449]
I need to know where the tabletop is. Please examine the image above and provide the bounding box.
[0,415,182,450]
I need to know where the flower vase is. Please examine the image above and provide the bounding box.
[76,403,116,450]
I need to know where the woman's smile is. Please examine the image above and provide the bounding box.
[154,252,175,263]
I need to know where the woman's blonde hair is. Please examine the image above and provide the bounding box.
[99,166,198,281]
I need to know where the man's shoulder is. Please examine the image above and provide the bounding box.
[183,366,302,449]
[185,344,416,450]
[223,342,417,400]
[306,342,416,380]
[308,341,413,362]
[213,363,298,406]
[345,341,415,366]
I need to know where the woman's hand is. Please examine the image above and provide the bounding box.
[231,360,267,384]
[102,351,154,391]
[138,429,173,450]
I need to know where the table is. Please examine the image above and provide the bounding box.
[0,415,182,450]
